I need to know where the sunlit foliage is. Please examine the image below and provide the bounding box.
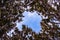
[0,0,60,40]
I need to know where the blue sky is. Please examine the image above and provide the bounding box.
[16,11,42,33]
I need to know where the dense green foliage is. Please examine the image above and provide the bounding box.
[0,0,60,40]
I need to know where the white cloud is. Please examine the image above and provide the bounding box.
[27,12,37,17]
[28,13,34,16]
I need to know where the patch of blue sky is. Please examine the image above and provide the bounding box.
[16,11,42,33]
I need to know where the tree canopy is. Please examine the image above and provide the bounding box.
[0,0,60,40]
